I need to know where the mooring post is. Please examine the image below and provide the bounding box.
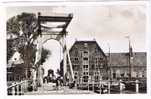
[93,77,95,92]
[119,79,123,94]
[80,77,82,88]
[20,81,23,95]
[108,80,111,94]
[88,77,91,92]
[100,78,102,94]
[135,80,139,93]
[100,84,102,94]
[24,80,27,92]
[11,83,15,95]
[16,84,20,95]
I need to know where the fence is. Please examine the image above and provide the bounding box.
[79,79,143,94]
[7,80,30,95]
[99,79,141,94]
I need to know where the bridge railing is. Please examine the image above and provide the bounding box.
[77,79,144,94]
[7,80,30,95]
[99,79,143,94]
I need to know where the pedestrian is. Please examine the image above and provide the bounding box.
[101,84,105,94]
[60,77,63,86]
[56,78,59,90]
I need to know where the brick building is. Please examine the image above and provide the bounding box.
[60,40,146,88]
[65,40,108,87]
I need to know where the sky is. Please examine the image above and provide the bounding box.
[6,4,147,75]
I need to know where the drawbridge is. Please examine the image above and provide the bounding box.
[35,12,74,85]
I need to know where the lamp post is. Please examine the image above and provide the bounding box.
[107,43,111,94]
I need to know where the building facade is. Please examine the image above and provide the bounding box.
[67,40,108,87]
[109,52,146,80]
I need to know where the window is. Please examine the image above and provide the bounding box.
[83,65,88,71]
[84,51,88,54]
[74,71,78,75]
[73,58,79,64]
[113,73,116,79]
[75,58,78,61]
[142,70,145,78]
[83,57,88,60]
[92,64,95,69]
[95,76,99,82]
[83,51,89,57]
[142,74,145,78]
[120,73,124,77]
[74,76,77,79]
[74,47,78,56]
[95,48,98,53]
[7,75,13,81]
[83,59,89,65]
[100,63,103,66]
[100,57,103,60]
[94,71,99,76]
[95,65,99,69]
[83,76,88,82]
[83,65,88,69]
[83,72,88,75]
[73,65,79,70]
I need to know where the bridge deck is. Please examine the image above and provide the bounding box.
[25,83,95,95]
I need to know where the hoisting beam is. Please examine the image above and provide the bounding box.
[38,12,73,35]
[38,15,73,22]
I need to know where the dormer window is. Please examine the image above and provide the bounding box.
[84,51,88,54]
[83,51,89,57]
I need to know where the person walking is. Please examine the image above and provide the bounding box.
[55,78,59,90]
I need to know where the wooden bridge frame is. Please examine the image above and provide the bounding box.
[37,12,74,85]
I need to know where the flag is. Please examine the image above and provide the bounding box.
[129,39,133,58]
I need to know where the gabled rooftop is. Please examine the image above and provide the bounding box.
[69,40,106,57]
[108,52,146,67]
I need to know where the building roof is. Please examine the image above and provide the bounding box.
[7,51,24,67]
[70,40,107,57]
[108,52,146,67]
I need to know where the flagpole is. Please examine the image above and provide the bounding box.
[129,37,131,81]
[125,36,132,81]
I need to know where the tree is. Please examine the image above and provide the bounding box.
[7,12,49,79]
[7,16,20,36]
[40,48,51,65]
[7,16,21,62]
